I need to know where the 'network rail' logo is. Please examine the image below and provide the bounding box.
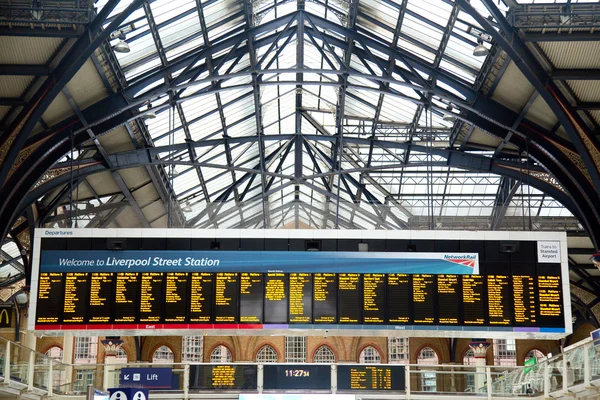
[443,254,476,268]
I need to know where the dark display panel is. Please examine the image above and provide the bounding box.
[462,275,486,325]
[487,275,513,325]
[189,364,257,390]
[63,272,89,323]
[263,365,331,390]
[264,273,287,324]
[537,275,564,327]
[412,274,436,324]
[387,274,411,324]
[437,275,460,325]
[313,273,337,323]
[214,273,238,323]
[139,272,163,323]
[164,272,188,323]
[338,273,362,323]
[240,273,264,323]
[36,272,64,324]
[88,272,113,323]
[190,272,213,322]
[513,275,536,326]
[114,273,139,323]
[289,273,312,323]
[337,365,405,391]
[363,274,385,324]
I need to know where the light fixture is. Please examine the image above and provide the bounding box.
[142,104,156,119]
[591,253,600,270]
[181,201,193,213]
[443,106,455,122]
[473,39,489,57]
[113,31,130,53]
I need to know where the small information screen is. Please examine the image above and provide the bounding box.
[36,273,64,324]
[62,272,89,324]
[240,273,264,323]
[337,365,405,391]
[289,273,312,323]
[214,273,238,323]
[462,275,486,325]
[189,272,213,323]
[363,274,386,324]
[487,275,513,325]
[413,274,436,324]
[88,272,113,323]
[437,274,460,325]
[139,272,163,323]
[338,273,362,323]
[264,273,288,324]
[188,364,257,390]
[164,272,188,323]
[313,273,337,323]
[387,274,411,324]
[114,272,139,323]
[263,365,331,390]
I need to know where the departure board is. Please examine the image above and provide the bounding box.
[338,274,362,323]
[164,272,188,323]
[189,364,257,390]
[214,273,238,323]
[387,274,411,324]
[114,273,139,323]
[513,275,536,325]
[437,275,460,325]
[63,272,89,323]
[337,365,405,391]
[313,273,337,323]
[139,272,163,323]
[240,273,263,323]
[36,273,64,324]
[488,275,513,325]
[462,275,486,325]
[363,274,385,324]
[264,273,287,324]
[538,275,563,327]
[289,273,312,323]
[263,365,331,390]
[413,274,436,324]
[88,272,113,323]
[190,272,213,322]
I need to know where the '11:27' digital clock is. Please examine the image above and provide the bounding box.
[263,365,331,390]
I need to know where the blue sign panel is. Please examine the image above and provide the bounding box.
[108,388,148,400]
[120,368,172,388]
[40,250,479,275]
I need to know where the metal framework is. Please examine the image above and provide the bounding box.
[0,1,600,309]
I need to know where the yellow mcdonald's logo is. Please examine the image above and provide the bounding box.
[0,308,10,326]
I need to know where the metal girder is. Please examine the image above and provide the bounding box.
[0,98,26,107]
[522,32,600,42]
[552,69,600,80]
[490,177,520,230]
[45,202,128,223]
[457,0,600,197]
[0,65,50,76]
[575,103,600,111]
[0,0,146,200]
[0,26,81,37]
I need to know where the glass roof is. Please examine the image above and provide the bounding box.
[61,0,577,231]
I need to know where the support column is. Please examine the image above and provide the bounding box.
[101,338,124,390]
[62,333,74,384]
[24,331,36,351]
[469,341,491,392]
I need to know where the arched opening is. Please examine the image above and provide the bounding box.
[182,336,204,362]
[359,346,381,363]
[256,345,278,363]
[313,345,335,363]
[417,347,439,392]
[389,337,409,364]
[210,345,232,363]
[152,345,174,363]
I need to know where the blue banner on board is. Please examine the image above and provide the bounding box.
[120,368,172,388]
[40,250,479,274]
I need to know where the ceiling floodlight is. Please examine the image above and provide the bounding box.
[473,39,489,57]
[142,103,156,119]
[113,31,130,53]
[443,106,455,122]
[181,201,193,213]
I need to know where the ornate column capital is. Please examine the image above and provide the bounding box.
[469,341,491,359]
[101,338,124,357]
